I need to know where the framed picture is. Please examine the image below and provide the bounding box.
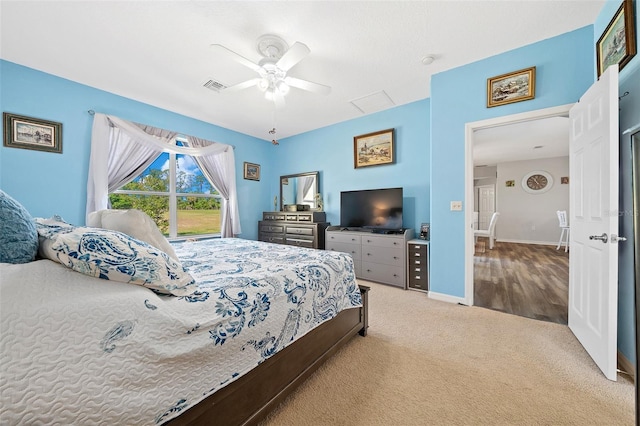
[243,162,260,181]
[3,112,62,153]
[354,128,394,168]
[561,176,569,184]
[505,180,515,187]
[596,0,637,77]
[486,66,536,108]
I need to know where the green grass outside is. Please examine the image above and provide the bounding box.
[175,209,221,236]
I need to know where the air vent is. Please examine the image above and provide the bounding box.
[203,79,227,92]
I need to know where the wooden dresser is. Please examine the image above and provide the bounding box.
[258,211,330,249]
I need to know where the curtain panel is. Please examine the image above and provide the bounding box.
[86,113,241,237]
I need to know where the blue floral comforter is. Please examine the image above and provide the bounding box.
[0,238,361,425]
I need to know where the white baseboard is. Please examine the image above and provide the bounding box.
[496,238,558,246]
[428,291,466,305]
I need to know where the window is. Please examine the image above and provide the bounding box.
[109,140,222,238]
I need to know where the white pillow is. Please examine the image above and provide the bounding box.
[87,209,179,261]
[35,219,197,296]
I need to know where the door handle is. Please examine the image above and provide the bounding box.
[589,233,608,243]
[612,234,627,243]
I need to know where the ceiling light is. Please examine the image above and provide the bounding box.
[276,80,290,95]
[421,55,435,66]
[258,78,269,91]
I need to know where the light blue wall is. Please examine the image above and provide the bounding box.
[0,60,273,240]
[595,0,640,366]
[430,26,594,298]
[275,99,430,233]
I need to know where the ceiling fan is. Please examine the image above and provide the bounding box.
[211,34,331,107]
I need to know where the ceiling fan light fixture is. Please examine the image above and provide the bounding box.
[276,80,290,95]
[265,90,275,101]
[258,78,270,91]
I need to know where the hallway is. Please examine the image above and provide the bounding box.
[474,241,569,324]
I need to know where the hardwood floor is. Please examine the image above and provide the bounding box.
[473,240,569,324]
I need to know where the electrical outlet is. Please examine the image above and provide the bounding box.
[450,201,463,211]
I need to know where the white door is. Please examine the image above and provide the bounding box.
[477,185,495,230]
[568,65,619,381]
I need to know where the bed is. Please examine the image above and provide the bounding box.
[0,208,368,425]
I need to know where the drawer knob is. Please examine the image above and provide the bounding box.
[393,256,399,260]
[414,253,421,257]
[415,268,421,272]
[415,275,421,279]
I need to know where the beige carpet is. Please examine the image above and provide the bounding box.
[262,280,634,425]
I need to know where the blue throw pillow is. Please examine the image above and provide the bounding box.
[35,219,197,296]
[0,190,38,264]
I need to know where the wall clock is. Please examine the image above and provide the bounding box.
[521,170,553,194]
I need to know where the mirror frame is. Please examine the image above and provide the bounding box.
[280,171,319,211]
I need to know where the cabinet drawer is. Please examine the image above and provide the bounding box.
[286,226,314,236]
[259,224,284,233]
[408,243,427,254]
[326,242,362,260]
[263,213,286,221]
[362,245,403,267]
[408,277,428,290]
[362,235,404,249]
[286,238,315,249]
[326,232,362,245]
[361,262,404,287]
[260,234,285,244]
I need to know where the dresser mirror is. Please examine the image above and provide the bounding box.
[280,171,319,211]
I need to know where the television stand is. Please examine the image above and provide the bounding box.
[326,226,414,288]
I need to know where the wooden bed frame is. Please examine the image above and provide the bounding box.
[167,285,370,426]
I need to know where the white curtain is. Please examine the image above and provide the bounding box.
[297,176,315,203]
[86,113,241,238]
[184,136,241,237]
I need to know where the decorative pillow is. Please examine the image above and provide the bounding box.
[0,190,38,264]
[87,209,179,261]
[35,219,197,296]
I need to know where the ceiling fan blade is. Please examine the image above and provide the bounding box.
[276,41,310,71]
[224,78,260,92]
[284,76,331,95]
[210,44,262,73]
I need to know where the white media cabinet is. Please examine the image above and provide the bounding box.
[325,226,414,288]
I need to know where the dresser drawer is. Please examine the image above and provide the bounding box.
[326,232,362,245]
[362,235,404,249]
[361,261,404,287]
[362,245,403,267]
[259,223,284,233]
[286,238,315,249]
[286,226,314,236]
[263,213,286,221]
[326,242,362,260]
[260,234,285,244]
[408,276,428,290]
[408,243,427,255]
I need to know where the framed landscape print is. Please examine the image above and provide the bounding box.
[3,112,62,153]
[596,0,637,77]
[243,162,260,181]
[487,67,536,108]
[354,128,394,168]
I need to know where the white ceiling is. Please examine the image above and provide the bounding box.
[1,1,604,144]
[473,116,570,166]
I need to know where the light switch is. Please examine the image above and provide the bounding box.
[450,201,463,211]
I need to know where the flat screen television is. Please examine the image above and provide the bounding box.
[340,187,403,231]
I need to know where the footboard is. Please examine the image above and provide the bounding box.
[167,285,370,426]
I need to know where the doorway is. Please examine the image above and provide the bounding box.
[464,104,573,308]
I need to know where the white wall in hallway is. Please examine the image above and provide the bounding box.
[496,156,569,244]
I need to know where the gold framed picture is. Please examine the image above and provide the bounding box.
[3,112,62,153]
[354,128,394,168]
[487,66,536,108]
[596,0,637,77]
[243,162,260,181]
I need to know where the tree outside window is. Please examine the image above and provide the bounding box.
[109,147,222,237]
